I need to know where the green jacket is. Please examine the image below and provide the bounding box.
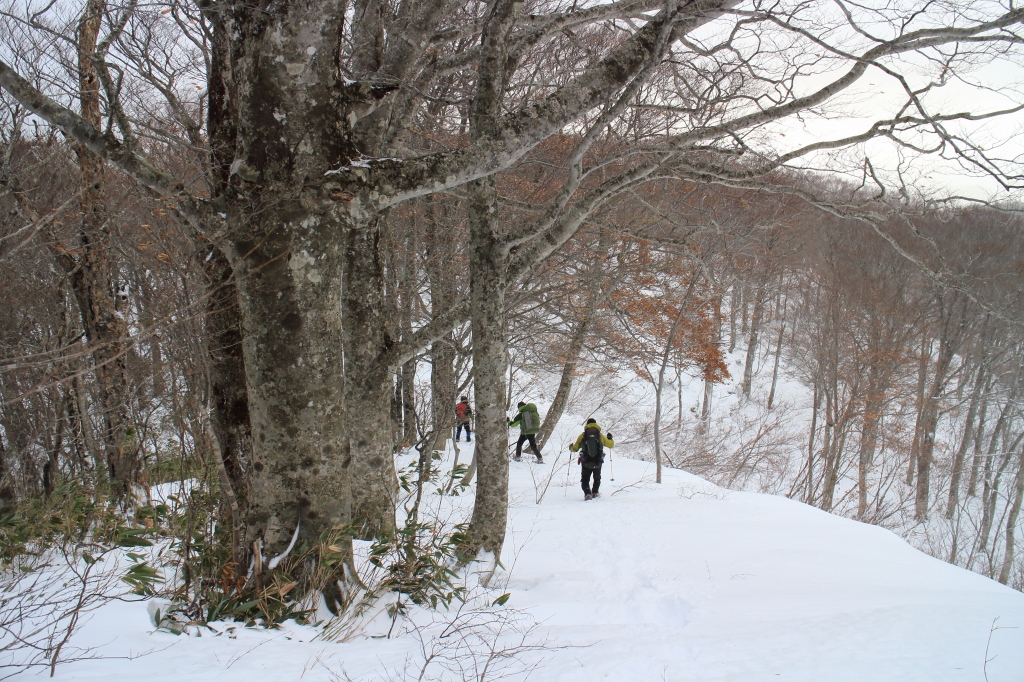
[508,403,541,435]
[569,423,615,452]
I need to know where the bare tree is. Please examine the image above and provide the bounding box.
[4,0,1024,587]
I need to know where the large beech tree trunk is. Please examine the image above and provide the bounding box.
[463,0,519,565]
[200,1,402,571]
[465,177,510,561]
[232,200,351,557]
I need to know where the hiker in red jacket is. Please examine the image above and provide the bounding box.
[455,396,473,442]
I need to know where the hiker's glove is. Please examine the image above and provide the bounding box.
[606,432,613,440]
[577,456,581,465]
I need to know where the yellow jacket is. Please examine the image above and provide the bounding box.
[569,422,615,452]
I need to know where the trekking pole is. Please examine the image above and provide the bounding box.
[609,451,614,481]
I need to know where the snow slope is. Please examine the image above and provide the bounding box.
[41,445,1024,682]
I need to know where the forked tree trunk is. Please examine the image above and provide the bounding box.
[977,434,1020,561]
[198,0,407,576]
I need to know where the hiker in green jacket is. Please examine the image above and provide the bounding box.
[508,401,544,462]
[569,418,614,500]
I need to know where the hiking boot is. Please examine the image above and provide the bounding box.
[591,492,601,499]
[535,456,543,463]
[584,493,592,501]
[513,456,522,461]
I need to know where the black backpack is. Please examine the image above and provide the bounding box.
[580,426,604,466]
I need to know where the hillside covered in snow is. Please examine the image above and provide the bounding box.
[39,437,1024,682]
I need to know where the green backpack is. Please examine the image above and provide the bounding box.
[520,404,539,433]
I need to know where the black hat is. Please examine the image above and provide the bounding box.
[586,417,597,424]
[460,396,468,402]
[518,401,526,407]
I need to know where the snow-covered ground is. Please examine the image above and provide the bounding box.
[39,436,1024,682]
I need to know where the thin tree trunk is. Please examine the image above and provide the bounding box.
[820,385,837,511]
[907,333,932,486]
[70,373,99,479]
[701,375,713,425]
[728,282,738,353]
[700,295,722,430]
[66,0,135,498]
[858,342,885,520]
[536,317,589,451]
[424,196,457,450]
[401,358,417,445]
[740,282,749,335]
[806,380,820,504]
[921,301,966,518]
[0,438,12,510]
[947,363,986,518]
[767,319,785,409]
[537,247,612,450]
[998,448,1024,585]
[654,272,699,484]
[741,283,764,397]
[978,433,1021,560]
[968,377,993,497]
[398,230,418,446]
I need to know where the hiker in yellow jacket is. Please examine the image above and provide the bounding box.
[569,418,614,500]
